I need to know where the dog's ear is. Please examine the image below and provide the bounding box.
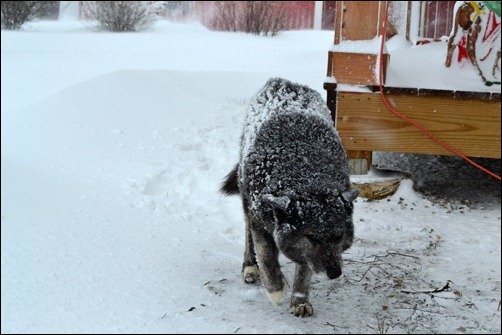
[342,189,359,203]
[262,194,291,224]
[321,188,359,205]
[262,194,290,213]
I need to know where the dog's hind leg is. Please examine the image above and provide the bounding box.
[242,214,260,283]
[290,263,313,317]
[251,228,287,305]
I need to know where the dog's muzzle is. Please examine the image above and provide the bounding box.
[326,266,342,279]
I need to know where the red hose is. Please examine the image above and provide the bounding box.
[377,2,500,181]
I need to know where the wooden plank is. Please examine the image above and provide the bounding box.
[341,1,385,40]
[334,1,343,44]
[336,92,501,158]
[365,86,501,101]
[326,51,333,77]
[329,52,389,85]
[347,150,373,167]
[326,88,337,121]
[346,150,373,175]
[377,1,387,37]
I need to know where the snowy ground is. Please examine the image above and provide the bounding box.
[1,20,500,334]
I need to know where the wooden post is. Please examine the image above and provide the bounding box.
[325,1,390,174]
[328,1,389,86]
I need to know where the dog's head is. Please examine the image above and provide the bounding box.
[263,188,358,279]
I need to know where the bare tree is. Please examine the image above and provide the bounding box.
[85,1,156,32]
[214,1,238,32]
[242,1,287,37]
[263,2,287,37]
[215,1,286,36]
[1,1,52,30]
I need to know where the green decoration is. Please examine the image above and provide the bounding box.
[481,1,501,16]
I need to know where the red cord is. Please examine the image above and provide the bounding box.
[378,2,501,181]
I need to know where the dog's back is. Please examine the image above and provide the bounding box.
[240,78,351,207]
[240,77,334,168]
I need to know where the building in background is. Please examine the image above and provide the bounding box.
[53,1,456,38]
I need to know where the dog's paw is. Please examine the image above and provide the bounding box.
[290,303,313,317]
[265,284,287,305]
[243,265,260,284]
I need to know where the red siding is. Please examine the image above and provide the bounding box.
[421,1,456,39]
[282,1,315,30]
[192,1,316,31]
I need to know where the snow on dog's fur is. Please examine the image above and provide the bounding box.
[221,78,358,317]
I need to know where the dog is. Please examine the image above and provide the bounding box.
[220,78,359,317]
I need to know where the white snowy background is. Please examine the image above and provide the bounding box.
[1,19,500,334]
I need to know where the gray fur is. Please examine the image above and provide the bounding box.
[220,78,358,317]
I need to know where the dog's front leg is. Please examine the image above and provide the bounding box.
[251,228,287,305]
[290,263,313,317]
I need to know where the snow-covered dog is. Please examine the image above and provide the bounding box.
[220,78,358,317]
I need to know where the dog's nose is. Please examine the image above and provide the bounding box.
[326,266,342,279]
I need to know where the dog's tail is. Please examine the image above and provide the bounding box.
[220,164,239,195]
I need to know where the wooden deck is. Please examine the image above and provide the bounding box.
[325,1,501,174]
[324,83,501,171]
